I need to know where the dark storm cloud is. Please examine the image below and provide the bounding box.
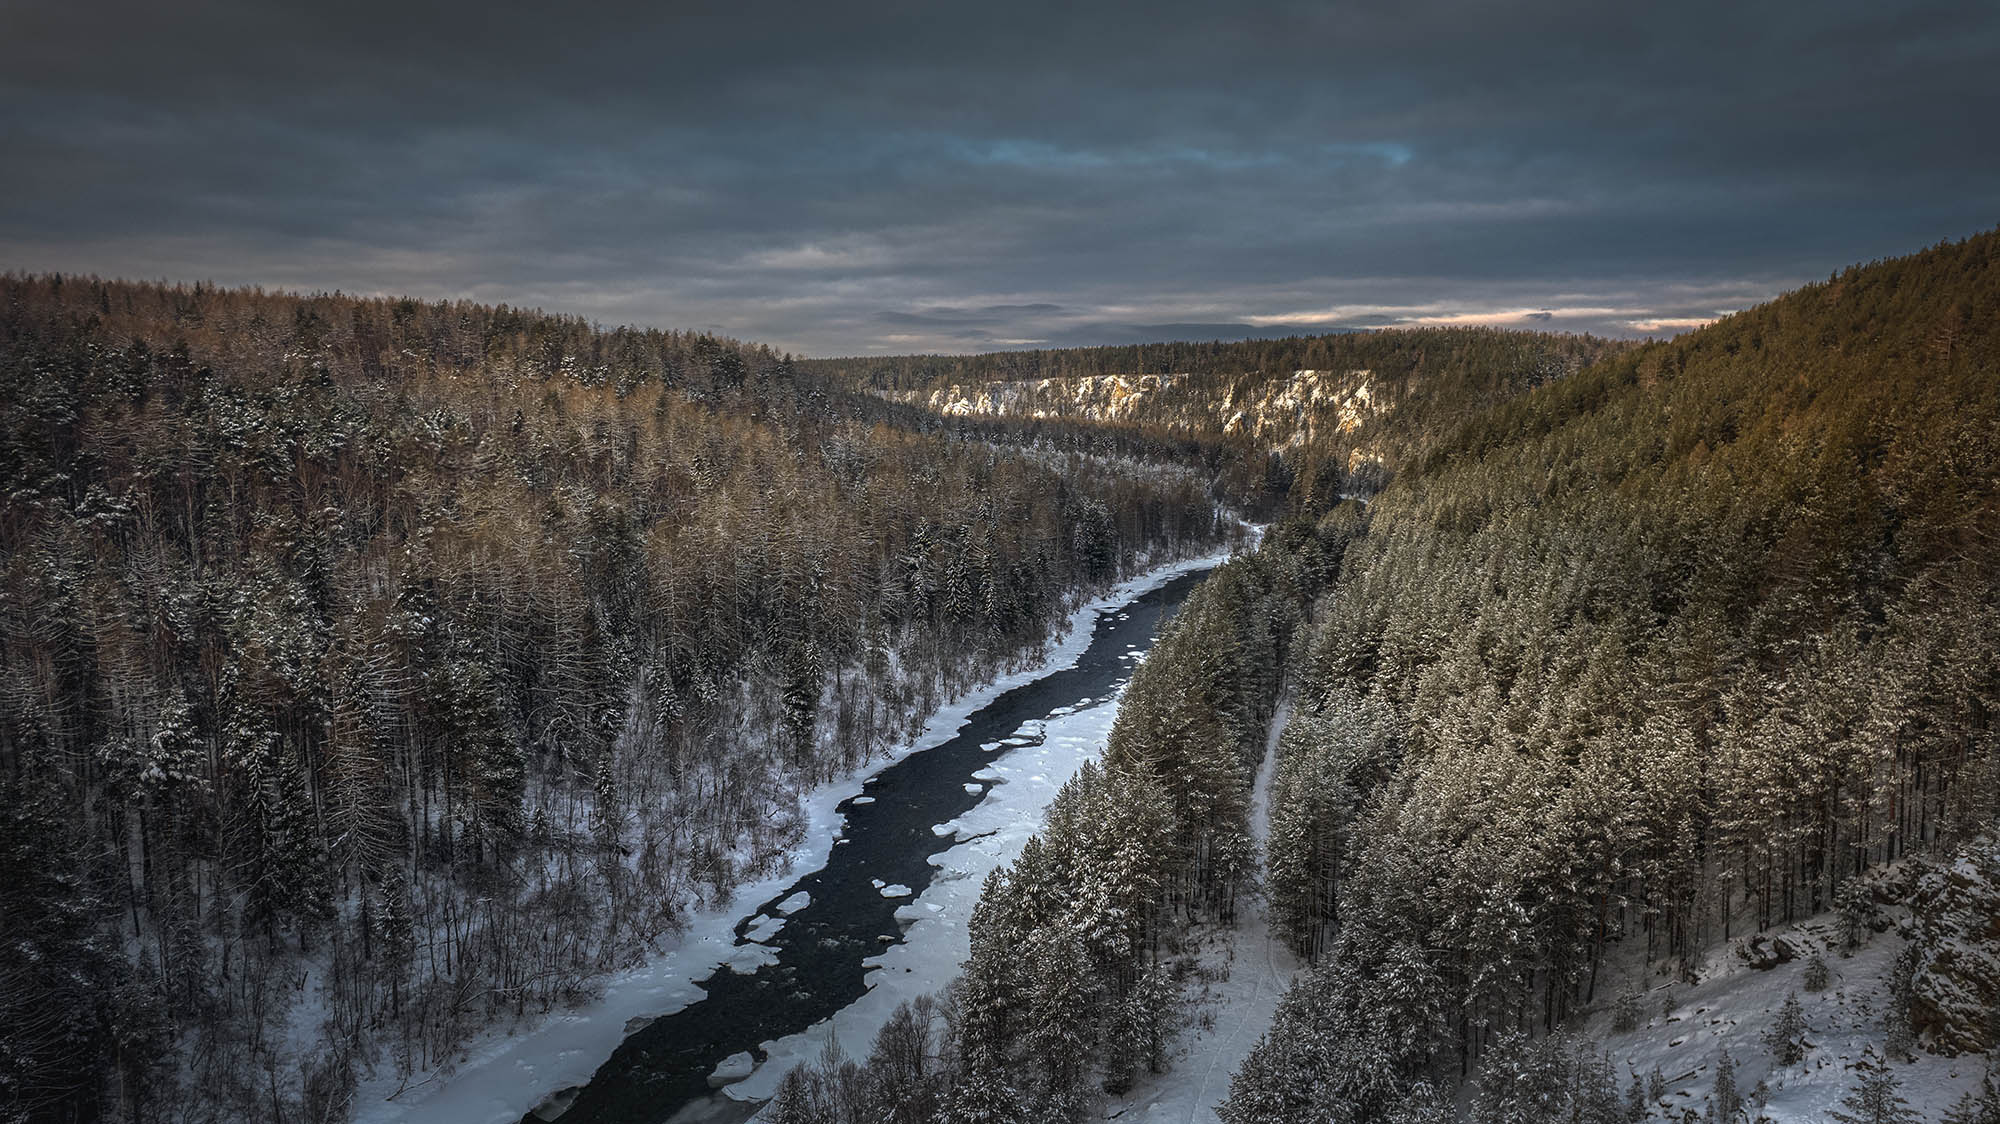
[3,0,1995,354]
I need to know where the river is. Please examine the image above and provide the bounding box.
[534,562,1219,1124]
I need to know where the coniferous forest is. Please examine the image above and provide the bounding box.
[4,231,2000,1124]
[8,0,2000,1117]
[0,277,1226,1121]
[753,232,2000,1124]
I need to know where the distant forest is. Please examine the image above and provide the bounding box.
[800,330,1613,391]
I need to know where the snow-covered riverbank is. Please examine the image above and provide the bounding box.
[726,660,1146,1107]
[730,682,1304,1121]
[347,544,1243,1124]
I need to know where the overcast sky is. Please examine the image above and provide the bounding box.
[3,0,1995,356]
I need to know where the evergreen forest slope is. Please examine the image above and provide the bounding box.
[755,231,2000,1124]
[7,227,1999,1124]
[1232,232,2000,1120]
[0,277,1225,1123]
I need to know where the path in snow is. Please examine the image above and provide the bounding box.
[1106,695,1303,1124]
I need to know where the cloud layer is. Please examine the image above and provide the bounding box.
[4,0,1995,355]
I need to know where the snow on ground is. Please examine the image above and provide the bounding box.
[729,683,1140,1109]
[1101,698,1303,1124]
[729,697,1302,1122]
[346,543,1242,1124]
[1581,917,1985,1123]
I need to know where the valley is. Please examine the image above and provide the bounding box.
[3,237,1997,1124]
[6,5,1998,1123]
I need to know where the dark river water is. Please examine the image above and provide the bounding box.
[537,563,1216,1124]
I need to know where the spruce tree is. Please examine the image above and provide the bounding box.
[1883,946,1918,1061]
[1626,1070,1649,1122]
[1765,992,1809,1066]
[1710,1051,1741,1122]
[1829,1051,1919,1124]
[1941,1068,2000,1124]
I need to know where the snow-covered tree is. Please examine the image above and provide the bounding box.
[1829,1050,1920,1124]
[1765,992,1809,1067]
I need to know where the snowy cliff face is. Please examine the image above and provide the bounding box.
[886,369,1387,461]
[890,372,1189,421]
[1908,836,2000,1056]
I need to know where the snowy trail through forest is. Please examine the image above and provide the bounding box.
[1102,695,1302,1124]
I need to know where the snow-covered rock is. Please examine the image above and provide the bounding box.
[1737,934,1802,970]
[1908,837,2000,1055]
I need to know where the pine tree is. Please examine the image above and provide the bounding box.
[1765,992,1809,1066]
[0,775,129,1122]
[936,1049,1027,1124]
[1626,1071,1649,1122]
[1710,1051,1741,1122]
[1614,989,1644,1032]
[1804,952,1832,992]
[1883,946,1918,1061]
[1836,879,1875,952]
[146,686,209,792]
[1941,1068,2000,1124]
[234,718,331,951]
[1386,1082,1457,1124]
[1578,1048,1626,1124]
[1829,1051,1920,1124]
[943,887,1029,1124]
[764,1066,822,1124]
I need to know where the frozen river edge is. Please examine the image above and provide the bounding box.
[347,542,1244,1124]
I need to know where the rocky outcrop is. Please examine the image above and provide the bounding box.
[1736,932,1811,970]
[1905,838,2000,1055]
[885,369,1386,455]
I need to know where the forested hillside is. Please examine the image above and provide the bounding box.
[1228,233,2000,1119]
[756,523,1340,1124]
[755,231,2000,1124]
[9,232,1996,1124]
[0,278,1225,1123]
[809,330,1627,515]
